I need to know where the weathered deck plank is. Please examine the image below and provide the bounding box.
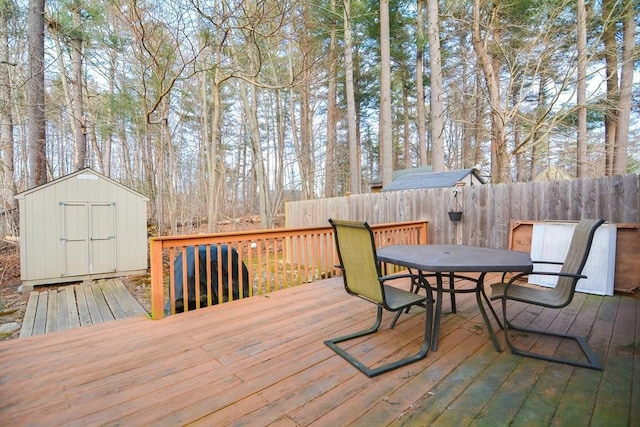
[18,279,147,337]
[18,292,39,338]
[1,276,637,426]
[45,289,58,333]
[65,286,80,329]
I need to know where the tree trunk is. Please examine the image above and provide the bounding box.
[27,0,46,187]
[576,0,587,178]
[459,35,473,170]
[402,66,411,168]
[530,72,548,181]
[613,0,635,175]
[472,0,508,183]
[240,82,273,228]
[602,0,618,175]
[275,89,285,203]
[0,0,17,221]
[379,0,393,187]
[415,0,428,166]
[343,0,360,194]
[71,4,86,171]
[299,74,314,200]
[207,76,220,233]
[427,0,444,172]
[473,68,484,168]
[324,0,338,197]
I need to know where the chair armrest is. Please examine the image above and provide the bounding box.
[501,270,588,297]
[516,271,588,281]
[501,261,565,282]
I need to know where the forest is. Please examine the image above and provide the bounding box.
[0,0,638,234]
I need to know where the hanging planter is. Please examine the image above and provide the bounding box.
[448,211,463,222]
[448,183,465,222]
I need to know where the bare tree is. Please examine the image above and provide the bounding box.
[471,0,508,183]
[240,81,273,227]
[602,0,618,174]
[415,0,428,166]
[47,0,88,172]
[427,0,444,172]
[343,0,360,194]
[324,0,338,198]
[379,0,392,187]
[576,0,587,178]
[27,0,46,187]
[69,2,87,170]
[0,0,17,221]
[118,0,202,234]
[613,0,635,175]
[293,3,315,200]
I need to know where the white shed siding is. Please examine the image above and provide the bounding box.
[16,169,149,289]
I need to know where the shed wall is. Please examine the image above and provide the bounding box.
[18,170,148,287]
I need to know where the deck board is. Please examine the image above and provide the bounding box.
[65,286,81,329]
[1,275,638,426]
[18,279,147,337]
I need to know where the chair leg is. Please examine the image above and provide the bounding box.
[390,310,403,329]
[481,286,504,331]
[390,274,423,329]
[501,300,602,370]
[325,300,433,377]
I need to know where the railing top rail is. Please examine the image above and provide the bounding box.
[149,220,428,248]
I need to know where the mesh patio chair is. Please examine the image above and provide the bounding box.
[489,218,605,370]
[326,219,434,377]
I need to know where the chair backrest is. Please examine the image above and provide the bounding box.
[329,219,384,304]
[555,218,605,302]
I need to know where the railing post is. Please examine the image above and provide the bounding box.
[419,221,428,244]
[149,238,165,319]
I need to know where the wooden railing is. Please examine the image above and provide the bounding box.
[149,220,428,319]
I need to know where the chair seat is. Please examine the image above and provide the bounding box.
[384,285,426,311]
[491,282,570,307]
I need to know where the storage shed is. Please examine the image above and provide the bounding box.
[16,168,149,291]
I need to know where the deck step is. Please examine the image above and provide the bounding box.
[19,278,148,338]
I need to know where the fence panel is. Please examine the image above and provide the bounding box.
[286,175,639,249]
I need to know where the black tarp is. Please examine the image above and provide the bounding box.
[166,245,250,314]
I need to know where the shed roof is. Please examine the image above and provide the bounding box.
[15,168,149,200]
[382,168,485,191]
[370,165,434,188]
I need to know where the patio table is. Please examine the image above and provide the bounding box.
[377,244,533,352]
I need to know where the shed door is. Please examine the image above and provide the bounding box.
[61,202,116,276]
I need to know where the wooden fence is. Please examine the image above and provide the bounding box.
[286,174,639,249]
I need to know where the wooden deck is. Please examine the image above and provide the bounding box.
[0,275,638,426]
[19,278,148,338]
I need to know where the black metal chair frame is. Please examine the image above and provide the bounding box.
[326,219,434,377]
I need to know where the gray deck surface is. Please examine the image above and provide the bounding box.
[19,278,148,337]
